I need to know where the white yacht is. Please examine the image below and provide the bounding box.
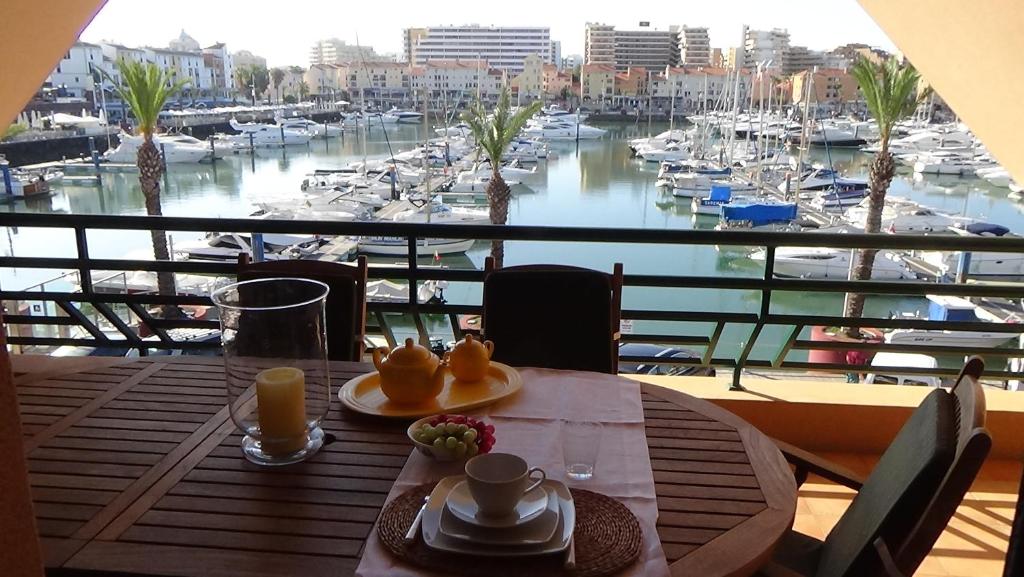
[630,129,688,154]
[800,126,867,148]
[175,232,324,261]
[669,174,756,198]
[537,106,588,124]
[219,118,313,147]
[448,171,519,193]
[357,237,476,256]
[638,142,690,163]
[749,247,915,280]
[912,151,995,175]
[275,115,343,138]
[390,203,490,225]
[381,109,424,124]
[886,295,1021,348]
[105,132,212,164]
[843,197,975,234]
[976,166,1012,187]
[523,121,606,140]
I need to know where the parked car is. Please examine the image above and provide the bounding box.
[618,343,715,377]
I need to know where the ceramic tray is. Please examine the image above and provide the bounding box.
[337,362,522,418]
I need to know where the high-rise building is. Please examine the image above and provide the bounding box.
[710,48,724,68]
[782,45,825,75]
[744,28,789,70]
[585,23,679,72]
[402,25,554,73]
[309,38,376,66]
[550,41,562,70]
[679,26,711,66]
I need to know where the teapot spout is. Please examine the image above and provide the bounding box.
[372,346,389,372]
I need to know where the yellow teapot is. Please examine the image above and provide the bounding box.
[444,334,494,382]
[372,338,446,405]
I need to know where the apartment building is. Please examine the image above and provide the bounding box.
[783,45,825,75]
[679,26,711,66]
[47,42,105,99]
[309,38,377,66]
[410,60,504,100]
[580,63,615,102]
[649,66,751,109]
[585,23,680,72]
[402,25,554,73]
[744,28,790,69]
[790,68,860,106]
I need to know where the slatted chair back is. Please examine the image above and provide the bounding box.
[0,314,46,577]
[236,255,368,361]
[813,387,957,577]
[481,256,623,374]
[894,356,992,575]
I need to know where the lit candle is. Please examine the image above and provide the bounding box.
[255,367,308,455]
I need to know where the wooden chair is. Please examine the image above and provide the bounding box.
[481,256,623,374]
[237,255,368,362]
[761,357,991,577]
[0,313,46,577]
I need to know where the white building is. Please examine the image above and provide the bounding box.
[650,67,751,108]
[410,60,503,100]
[201,43,235,99]
[562,54,583,70]
[679,26,711,66]
[309,38,377,66]
[47,41,105,99]
[550,41,562,70]
[168,30,200,52]
[403,25,553,73]
[744,28,790,70]
[145,48,210,94]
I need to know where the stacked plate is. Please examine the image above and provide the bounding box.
[421,475,576,557]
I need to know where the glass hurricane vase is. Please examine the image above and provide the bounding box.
[211,277,331,466]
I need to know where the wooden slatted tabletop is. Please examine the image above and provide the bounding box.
[14,356,796,577]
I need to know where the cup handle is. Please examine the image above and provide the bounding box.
[524,467,546,494]
[484,340,494,359]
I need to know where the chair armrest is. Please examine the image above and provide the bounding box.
[874,537,905,577]
[772,438,866,490]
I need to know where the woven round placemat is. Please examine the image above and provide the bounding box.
[377,483,642,577]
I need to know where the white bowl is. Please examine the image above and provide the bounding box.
[407,415,476,462]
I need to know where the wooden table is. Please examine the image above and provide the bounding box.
[14,356,796,577]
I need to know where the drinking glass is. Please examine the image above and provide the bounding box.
[562,420,603,480]
[211,277,331,466]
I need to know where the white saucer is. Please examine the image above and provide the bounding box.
[445,480,548,528]
[440,486,559,546]
[422,476,576,557]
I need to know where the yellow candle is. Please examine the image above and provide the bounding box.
[255,367,308,455]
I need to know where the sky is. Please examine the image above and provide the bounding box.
[80,0,897,67]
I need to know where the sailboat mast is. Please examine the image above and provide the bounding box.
[667,66,676,136]
[646,70,653,138]
[794,67,815,198]
[726,25,746,167]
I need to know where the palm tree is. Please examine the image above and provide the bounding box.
[843,57,930,336]
[298,81,310,102]
[105,60,188,317]
[270,68,285,103]
[462,87,542,267]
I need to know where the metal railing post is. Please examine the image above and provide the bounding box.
[74,227,93,295]
[733,245,775,390]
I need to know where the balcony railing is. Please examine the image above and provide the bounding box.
[1,212,1022,388]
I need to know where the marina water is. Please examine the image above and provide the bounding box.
[3,122,1022,363]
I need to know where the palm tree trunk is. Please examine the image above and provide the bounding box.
[486,167,511,268]
[843,145,896,337]
[138,137,180,319]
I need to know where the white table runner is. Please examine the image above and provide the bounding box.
[355,368,670,577]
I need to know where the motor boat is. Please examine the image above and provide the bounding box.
[275,115,343,138]
[864,352,941,387]
[783,167,868,194]
[537,105,588,124]
[657,160,730,180]
[504,138,548,162]
[865,129,975,156]
[219,118,313,147]
[716,201,799,231]
[464,159,536,180]
[976,166,1012,187]
[449,171,519,193]
[381,108,424,124]
[843,197,976,234]
[357,237,476,256]
[630,129,688,154]
[885,295,1021,348]
[174,232,324,261]
[916,223,1024,278]
[669,174,756,198]
[389,203,490,225]
[3,168,63,199]
[638,142,690,163]
[798,126,866,148]
[105,132,212,164]
[808,188,871,212]
[750,246,914,280]
[912,151,995,175]
[522,121,606,140]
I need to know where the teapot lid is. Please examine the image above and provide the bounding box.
[387,338,434,364]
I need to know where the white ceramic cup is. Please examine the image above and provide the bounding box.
[464,453,546,517]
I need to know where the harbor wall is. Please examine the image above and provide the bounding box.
[1,112,345,167]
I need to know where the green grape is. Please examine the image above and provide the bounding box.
[456,424,469,434]
[454,441,467,458]
[467,442,479,456]
[421,424,434,436]
[445,422,459,435]
[445,436,458,450]
[413,431,425,443]
[433,437,445,450]
[463,429,477,443]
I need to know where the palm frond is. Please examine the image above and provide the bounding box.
[851,56,928,143]
[103,59,188,137]
[460,86,543,167]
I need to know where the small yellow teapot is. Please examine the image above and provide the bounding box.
[444,334,494,382]
[373,338,447,405]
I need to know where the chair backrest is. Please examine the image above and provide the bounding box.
[237,255,368,361]
[0,314,46,576]
[895,356,992,575]
[481,256,623,374]
[814,387,957,577]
